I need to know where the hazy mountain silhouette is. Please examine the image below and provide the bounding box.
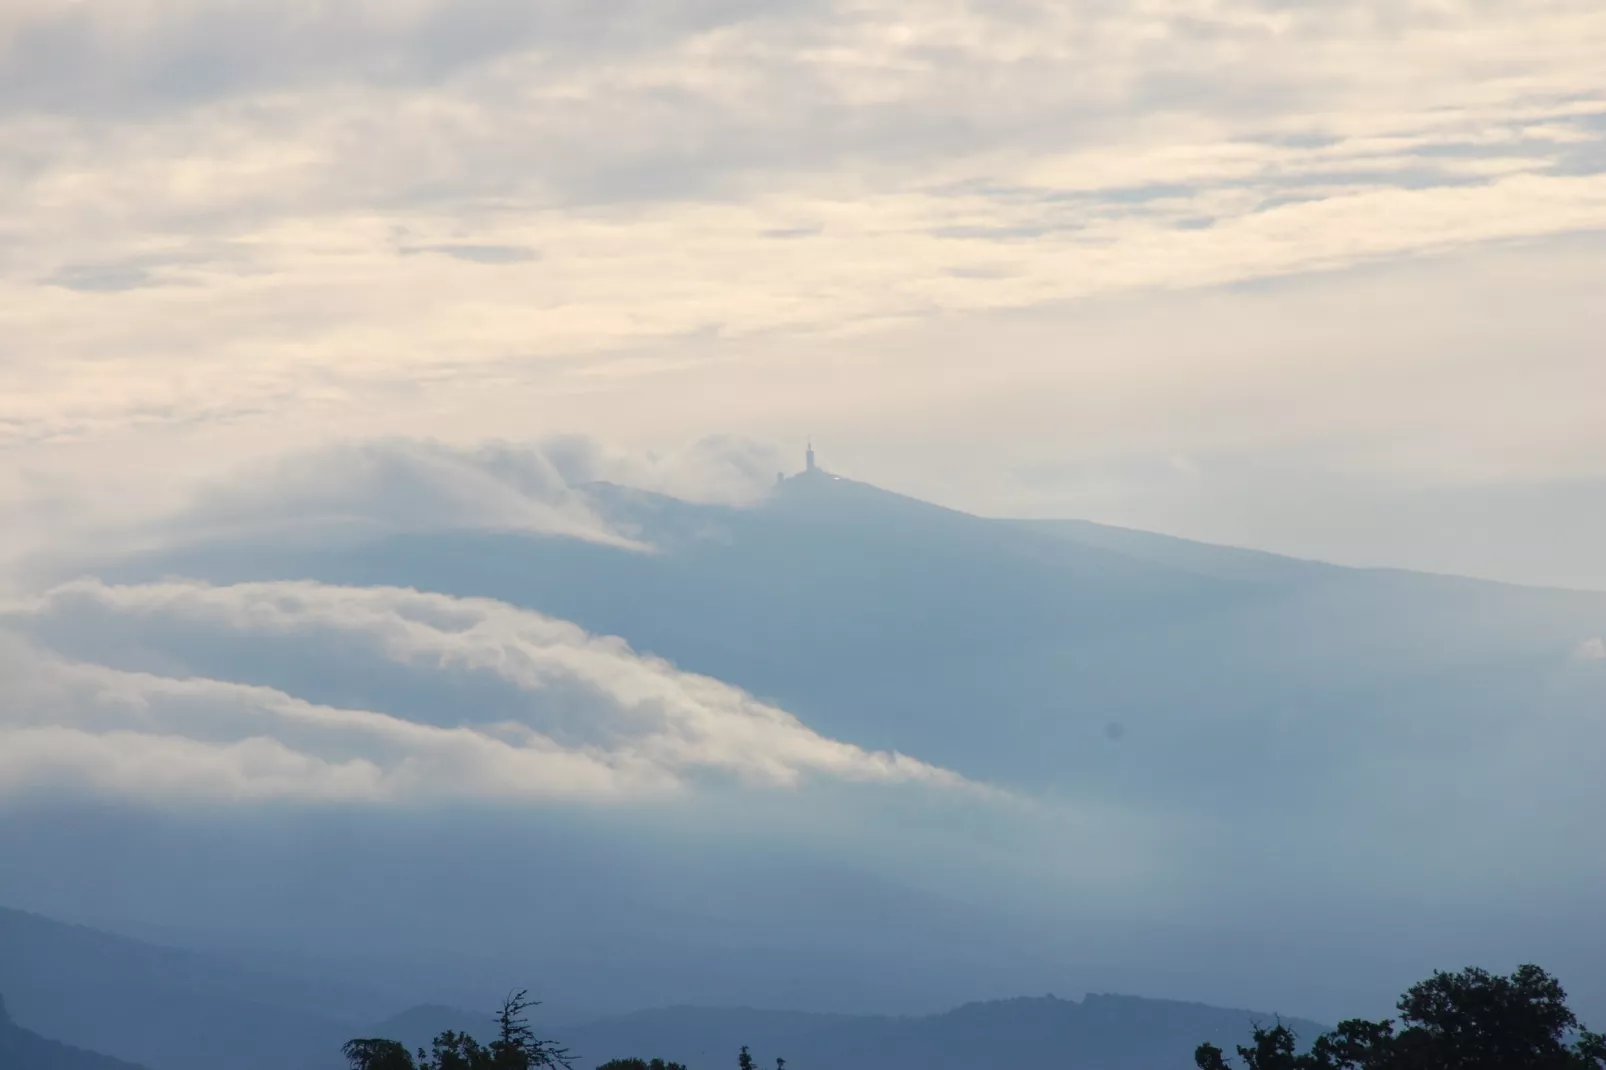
[98,467,1606,791]
[2,906,1342,1070]
[0,907,374,1070]
[19,465,1606,1026]
[363,994,1331,1070]
[0,991,149,1070]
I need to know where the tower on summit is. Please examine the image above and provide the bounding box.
[805,440,816,473]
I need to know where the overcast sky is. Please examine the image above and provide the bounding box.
[4,0,1606,587]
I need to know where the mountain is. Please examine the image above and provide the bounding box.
[99,467,1606,791]
[15,466,1606,1023]
[0,907,375,1070]
[367,994,1331,1070]
[0,993,147,1070]
[2,906,1338,1070]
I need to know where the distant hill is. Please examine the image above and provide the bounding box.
[3,906,1334,1070]
[0,907,372,1070]
[0,992,147,1070]
[369,994,1331,1070]
[359,1005,502,1057]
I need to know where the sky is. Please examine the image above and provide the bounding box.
[2,0,1606,589]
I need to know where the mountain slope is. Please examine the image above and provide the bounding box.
[0,908,374,1070]
[99,469,1606,793]
[368,994,1331,1070]
[0,994,147,1070]
[34,468,1606,1023]
[0,908,1336,1070]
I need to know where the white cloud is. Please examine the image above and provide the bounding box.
[165,438,645,550]
[2,0,1604,449]
[0,579,970,804]
[531,434,788,506]
[0,436,793,591]
[1574,637,1606,662]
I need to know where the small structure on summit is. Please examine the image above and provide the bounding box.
[779,440,829,484]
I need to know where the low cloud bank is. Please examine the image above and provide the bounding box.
[1,435,788,591]
[0,577,967,804]
[161,436,785,552]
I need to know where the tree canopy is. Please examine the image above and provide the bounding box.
[344,996,782,1070]
[343,992,573,1070]
[1196,965,1606,1070]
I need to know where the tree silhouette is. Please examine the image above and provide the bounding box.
[343,997,785,1070]
[344,991,573,1070]
[491,991,573,1070]
[1196,965,1606,1070]
[343,1039,418,1070]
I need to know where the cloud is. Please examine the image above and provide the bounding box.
[399,243,539,264]
[535,434,789,504]
[160,438,645,550]
[0,435,796,598]
[4,3,1606,588]
[1575,637,1606,662]
[43,261,170,292]
[2,0,1603,456]
[156,435,791,551]
[0,578,969,804]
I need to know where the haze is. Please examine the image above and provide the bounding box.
[2,4,1604,1069]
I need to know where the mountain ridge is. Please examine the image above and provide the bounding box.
[367,990,1333,1070]
[0,906,376,1070]
[4,904,1337,1070]
[0,991,149,1070]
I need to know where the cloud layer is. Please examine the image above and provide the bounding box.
[5,2,1606,590]
[0,435,796,592]
[2,0,1604,446]
[0,577,964,804]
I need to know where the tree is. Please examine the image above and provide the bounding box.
[340,1040,418,1070]
[490,991,574,1070]
[734,1045,790,1070]
[1194,1019,1311,1070]
[596,1060,688,1070]
[1195,965,1606,1070]
[344,991,574,1070]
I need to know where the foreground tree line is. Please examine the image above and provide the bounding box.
[341,992,783,1070]
[343,965,1602,1070]
[1197,965,1605,1070]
